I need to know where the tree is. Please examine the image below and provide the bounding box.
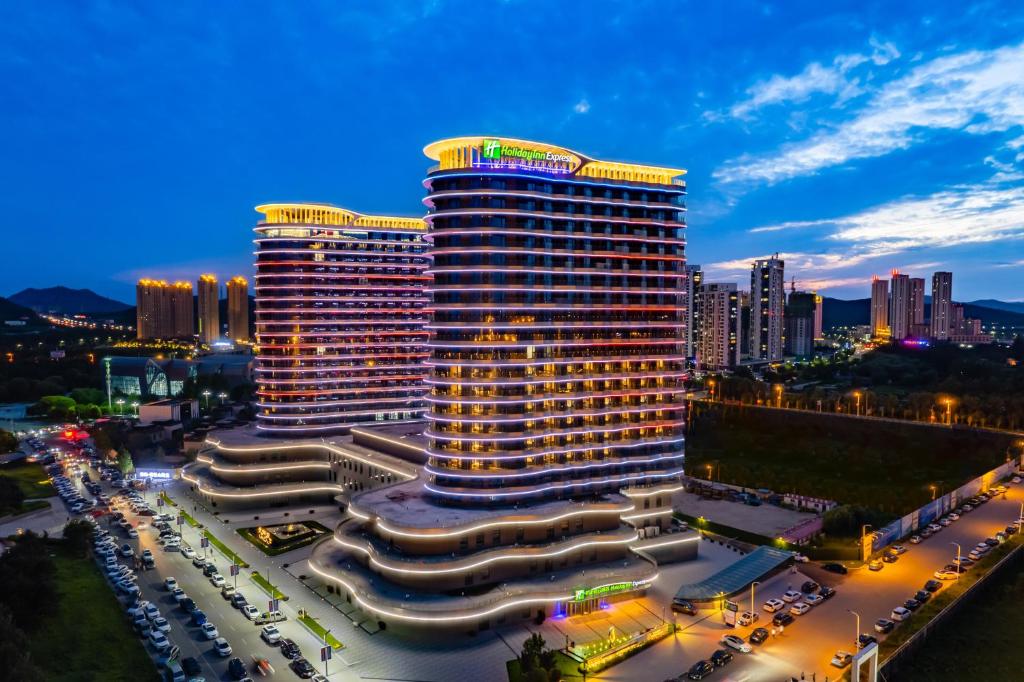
[0,607,45,682]
[37,395,77,420]
[0,476,25,513]
[0,429,17,455]
[0,532,58,631]
[1012,335,1024,363]
[62,519,93,557]
[68,387,104,405]
[520,632,546,672]
[117,450,135,475]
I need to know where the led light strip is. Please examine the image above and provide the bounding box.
[426,188,682,212]
[635,535,701,550]
[426,435,685,463]
[424,168,686,194]
[426,266,684,278]
[363,503,635,538]
[424,469,685,499]
[425,208,682,229]
[425,404,683,424]
[181,471,345,498]
[426,453,685,480]
[207,439,416,479]
[333,531,637,575]
[426,418,685,443]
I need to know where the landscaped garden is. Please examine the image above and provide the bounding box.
[237,520,331,556]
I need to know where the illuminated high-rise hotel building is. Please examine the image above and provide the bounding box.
[197,274,220,344]
[226,276,250,342]
[307,137,696,632]
[136,279,193,339]
[253,204,430,435]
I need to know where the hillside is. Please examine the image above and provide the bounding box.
[8,286,132,314]
[0,296,43,326]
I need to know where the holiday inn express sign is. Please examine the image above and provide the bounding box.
[480,138,582,172]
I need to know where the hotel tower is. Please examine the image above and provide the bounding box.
[253,204,430,435]
[308,137,695,633]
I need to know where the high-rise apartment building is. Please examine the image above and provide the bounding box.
[909,277,926,326]
[308,137,692,630]
[226,276,250,343]
[682,264,703,359]
[169,281,194,338]
[136,279,193,339]
[253,204,429,434]
[750,257,784,361]
[695,283,740,369]
[784,291,816,358]
[870,276,889,338]
[197,274,220,344]
[931,271,953,340]
[889,270,911,340]
[813,293,824,340]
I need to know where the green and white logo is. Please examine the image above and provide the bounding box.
[482,138,502,160]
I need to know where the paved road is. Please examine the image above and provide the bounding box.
[604,480,1024,681]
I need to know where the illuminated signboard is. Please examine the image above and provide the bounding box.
[135,469,174,480]
[479,138,581,173]
[573,580,643,602]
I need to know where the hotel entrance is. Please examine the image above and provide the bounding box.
[564,598,603,617]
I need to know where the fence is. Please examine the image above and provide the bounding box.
[872,457,1021,554]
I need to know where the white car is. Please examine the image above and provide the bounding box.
[939,518,951,527]
[260,624,282,644]
[143,603,160,620]
[151,616,171,633]
[164,577,178,591]
[209,573,226,588]
[720,634,752,653]
[127,528,139,539]
[789,602,811,616]
[934,569,960,580]
[242,604,260,620]
[201,622,219,640]
[804,593,824,606]
[909,535,922,544]
[891,544,907,554]
[762,598,785,613]
[781,590,802,603]
[148,630,171,652]
[213,637,232,656]
[891,606,912,622]
[948,513,960,521]
[927,523,942,533]
[831,651,853,668]
[171,587,188,603]
[181,546,196,559]
[737,610,759,626]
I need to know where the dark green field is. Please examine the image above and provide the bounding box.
[29,546,157,682]
[0,461,55,498]
[686,402,1017,515]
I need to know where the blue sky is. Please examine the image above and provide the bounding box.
[2,1,1023,302]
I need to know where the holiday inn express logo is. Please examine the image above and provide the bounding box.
[482,138,502,160]
[480,138,575,165]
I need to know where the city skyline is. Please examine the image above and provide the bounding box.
[2,2,1023,302]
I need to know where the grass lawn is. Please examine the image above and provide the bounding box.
[0,498,51,520]
[250,570,288,600]
[203,529,249,567]
[297,610,344,650]
[686,402,1016,516]
[883,538,1024,680]
[29,545,157,682]
[0,461,55,498]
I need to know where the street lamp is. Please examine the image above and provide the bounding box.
[943,398,953,425]
[750,581,760,616]
[930,485,937,501]
[202,390,211,409]
[847,609,860,650]
[706,464,713,482]
[707,379,715,401]
[774,384,783,408]
[116,398,125,416]
[951,542,962,579]
[852,391,861,416]
[131,402,139,417]
[218,392,228,405]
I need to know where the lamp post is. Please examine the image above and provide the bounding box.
[707,380,715,402]
[951,542,962,578]
[847,609,860,650]
[750,581,760,617]
[131,402,139,417]
[218,392,228,406]
[944,398,953,425]
[852,391,861,416]
[116,398,125,416]
[930,485,937,501]
[202,390,211,410]
[324,628,332,677]
[774,384,783,408]
[706,464,713,483]
[861,524,872,561]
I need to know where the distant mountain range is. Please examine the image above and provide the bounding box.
[7,287,133,314]
[0,296,42,324]
[823,297,1024,329]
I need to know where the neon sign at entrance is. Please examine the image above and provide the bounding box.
[572,580,644,602]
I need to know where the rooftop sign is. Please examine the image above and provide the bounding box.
[479,138,583,173]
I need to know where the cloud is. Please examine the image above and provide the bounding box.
[723,36,900,120]
[573,99,591,114]
[714,41,1024,186]
[748,218,835,234]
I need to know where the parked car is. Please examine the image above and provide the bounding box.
[671,599,696,615]
[720,634,751,653]
[260,624,282,645]
[228,657,247,680]
[242,604,260,620]
[772,612,795,627]
[789,602,811,616]
[687,661,714,680]
[201,622,219,640]
[891,606,912,622]
[290,657,316,679]
[804,593,824,606]
[891,544,908,554]
[904,598,922,612]
[868,560,883,571]
[148,630,171,652]
[874,618,895,634]
[762,598,785,613]
[934,569,960,580]
[923,580,943,593]
[279,639,301,660]
[710,649,733,667]
[800,580,819,594]
[164,577,178,591]
[737,610,759,626]
[909,535,922,544]
[818,586,837,600]
[781,590,802,603]
[831,651,853,668]
[749,627,769,644]
[255,610,287,625]
[822,563,848,575]
[858,634,878,649]
[213,637,233,657]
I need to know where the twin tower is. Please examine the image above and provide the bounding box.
[190,136,695,633]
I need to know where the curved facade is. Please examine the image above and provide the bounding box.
[253,204,430,435]
[421,137,688,503]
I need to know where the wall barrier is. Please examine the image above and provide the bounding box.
[872,457,1021,554]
